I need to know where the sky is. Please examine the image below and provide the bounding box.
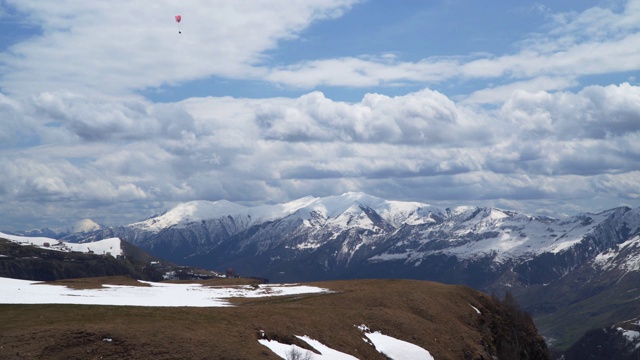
[1,0,639,230]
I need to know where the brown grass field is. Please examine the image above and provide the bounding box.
[0,277,546,359]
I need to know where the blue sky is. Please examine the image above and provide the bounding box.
[143,0,603,102]
[0,0,639,230]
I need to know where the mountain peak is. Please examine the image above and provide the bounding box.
[131,199,247,231]
[70,219,102,233]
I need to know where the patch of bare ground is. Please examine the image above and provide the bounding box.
[40,275,151,290]
[165,277,264,287]
[0,278,548,359]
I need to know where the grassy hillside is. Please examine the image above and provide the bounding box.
[0,278,549,359]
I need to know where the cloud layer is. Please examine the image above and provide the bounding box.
[2,83,639,228]
[1,1,639,229]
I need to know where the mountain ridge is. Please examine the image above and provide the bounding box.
[59,194,639,292]
[9,193,639,279]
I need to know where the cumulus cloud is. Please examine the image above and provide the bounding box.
[253,90,491,145]
[501,83,640,141]
[2,157,147,201]
[30,92,195,141]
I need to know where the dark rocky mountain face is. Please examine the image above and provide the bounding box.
[561,318,640,360]
[58,193,640,351]
[76,201,639,290]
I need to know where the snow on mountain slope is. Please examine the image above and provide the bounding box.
[297,192,438,229]
[131,200,249,232]
[130,196,339,232]
[0,231,122,257]
[594,235,640,272]
[130,192,436,233]
[372,207,635,264]
[300,192,429,221]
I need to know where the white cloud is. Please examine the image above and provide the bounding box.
[265,56,461,88]
[2,157,148,202]
[501,83,640,141]
[463,77,579,104]
[0,0,361,96]
[28,92,193,141]
[250,89,491,145]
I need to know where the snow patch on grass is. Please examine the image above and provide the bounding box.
[259,335,358,360]
[357,324,434,360]
[0,277,329,307]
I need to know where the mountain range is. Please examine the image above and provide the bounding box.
[8,192,640,353]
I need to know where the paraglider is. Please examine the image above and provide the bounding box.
[175,15,182,34]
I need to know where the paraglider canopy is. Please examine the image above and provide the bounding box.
[175,15,182,34]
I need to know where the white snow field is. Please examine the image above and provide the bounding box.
[0,277,329,307]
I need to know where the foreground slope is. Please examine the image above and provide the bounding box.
[0,278,549,360]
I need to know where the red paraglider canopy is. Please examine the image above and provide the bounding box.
[175,15,182,23]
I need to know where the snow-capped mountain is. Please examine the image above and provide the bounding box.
[68,192,640,288]
[130,192,434,233]
[77,192,445,265]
